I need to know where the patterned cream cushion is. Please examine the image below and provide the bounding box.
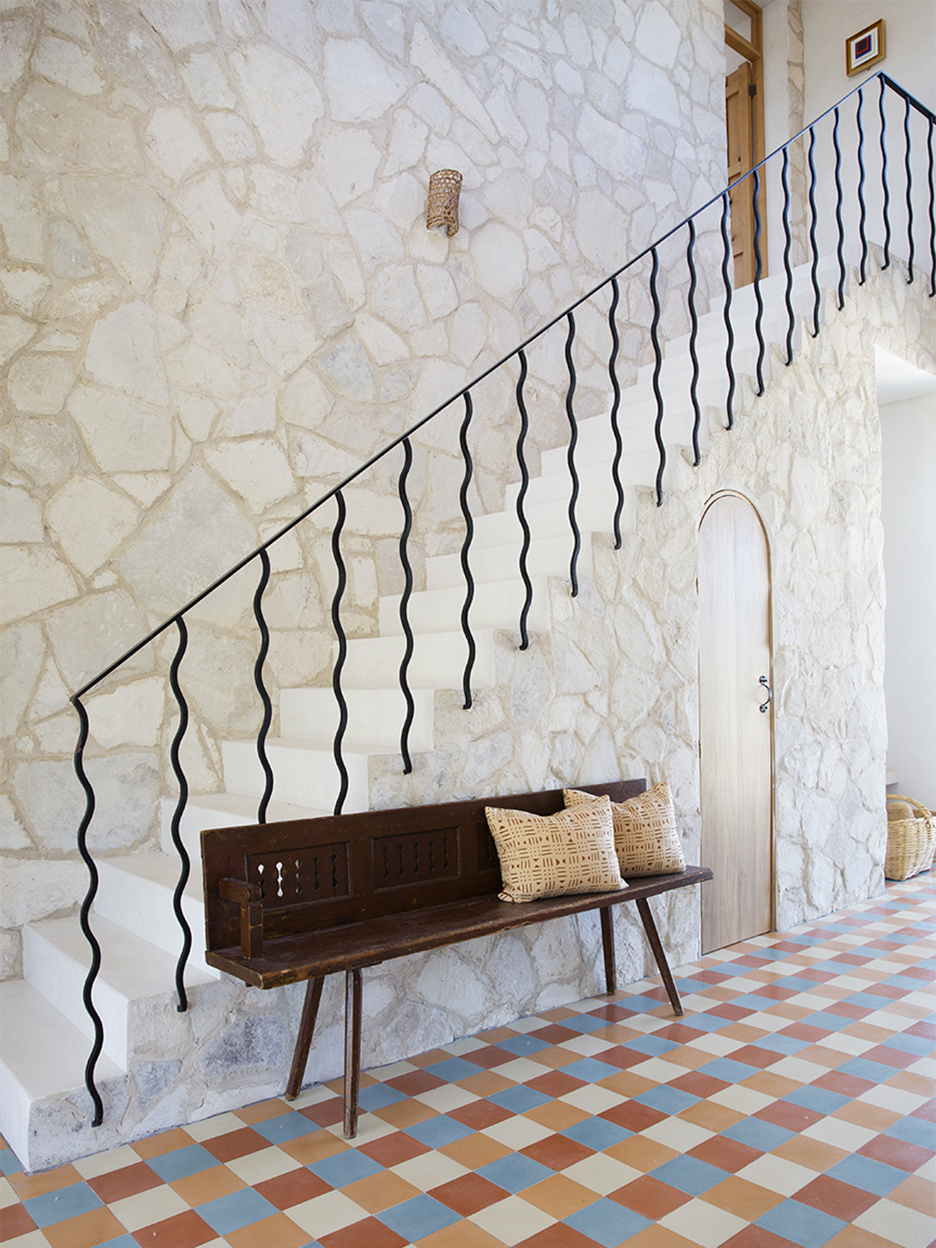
[484,797,627,903]
[564,782,685,878]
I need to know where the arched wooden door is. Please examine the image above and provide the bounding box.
[698,492,774,953]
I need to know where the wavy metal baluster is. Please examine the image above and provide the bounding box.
[929,116,936,297]
[720,192,735,430]
[167,619,192,1013]
[880,75,891,269]
[751,167,765,396]
[330,491,349,816]
[397,438,415,772]
[564,312,581,595]
[781,147,795,365]
[807,126,821,337]
[649,247,666,506]
[686,219,701,465]
[833,106,846,310]
[903,95,914,283]
[514,352,533,648]
[72,696,105,1127]
[253,550,274,824]
[607,279,626,545]
[857,88,868,284]
[458,393,476,708]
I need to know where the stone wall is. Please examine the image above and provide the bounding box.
[0,0,732,975]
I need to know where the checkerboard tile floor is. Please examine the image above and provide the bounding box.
[1,873,933,1248]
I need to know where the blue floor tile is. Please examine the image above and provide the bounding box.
[476,1152,554,1193]
[756,1198,847,1247]
[488,1084,552,1113]
[254,1112,322,1145]
[695,1057,760,1084]
[784,1086,850,1115]
[633,1085,699,1115]
[881,1031,934,1056]
[358,1082,408,1111]
[0,1147,22,1176]
[837,1057,909,1084]
[826,1153,907,1196]
[799,1011,855,1032]
[378,1193,460,1240]
[771,975,829,991]
[496,1033,552,1055]
[308,1149,383,1187]
[146,1143,219,1182]
[564,1012,621,1033]
[561,1117,632,1151]
[649,1155,728,1195]
[423,1056,484,1082]
[561,1057,627,1083]
[403,1114,475,1148]
[98,1237,140,1248]
[24,1183,103,1228]
[677,1012,736,1032]
[564,1197,651,1246]
[753,1032,812,1055]
[723,1117,794,1152]
[625,1033,680,1056]
[886,1115,936,1150]
[197,1187,279,1235]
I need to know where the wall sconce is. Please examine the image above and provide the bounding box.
[427,169,462,237]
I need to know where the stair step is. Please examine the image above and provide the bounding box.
[95,855,218,979]
[341,626,498,690]
[0,979,123,1167]
[280,686,435,751]
[159,793,326,862]
[222,737,377,814]
[426,527,605,592]
[378,575,553,638]
[23,914,214,1070]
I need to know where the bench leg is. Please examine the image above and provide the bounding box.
[636,897,684,1016]
[599,907,616,994]
[285,976,325,1101]
[343,968,363,1138]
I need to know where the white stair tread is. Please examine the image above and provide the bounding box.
[168,792,328,825]
[0,980,122,1101]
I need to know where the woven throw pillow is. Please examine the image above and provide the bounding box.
[564,782,685,878]
[484,797,627,903]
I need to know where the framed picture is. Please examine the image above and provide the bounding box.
[846,19,885,76]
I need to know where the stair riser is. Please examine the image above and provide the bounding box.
[341,629,497,689]
[378,578,553,638]
[222,740,372,813]
[279,687,435,750]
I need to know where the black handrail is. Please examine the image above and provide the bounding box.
[70,72,935,1124]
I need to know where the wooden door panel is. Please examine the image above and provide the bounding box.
[699,493,773,953]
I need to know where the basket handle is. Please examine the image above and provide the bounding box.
[887,794,933,822]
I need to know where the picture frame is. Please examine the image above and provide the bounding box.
[846,19,885,77]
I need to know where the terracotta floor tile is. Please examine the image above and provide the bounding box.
[522,1173,598,1218]
[721,1222,809,1246]
[199,1127,269,1164]
[831,1100,901,1132]
[513,1222,599,1248]
[520,1134,593,1172]
[475,1026,520,1044]
[525,1071,586,1098]
[793,1044,844,1069]
[254,1167,331,1209]
[372,1098,437,1128]
[319,1214,408,1248]
[677,1099,746,1133]
[699,1175,785,1220]
[668,1071,730,1099]
[358,1132,431,1169]
[754,1100,823,1132]
[87,1161,163,1204]
[885,1070,933,1098]
[771,1134,849,1172]
[738,1071,801,1099]
[687,1135,762,1173]
[793,1173,879,1220]
[885,1173,936,1215]
[813,1070,875,1098]
[170,1163,245,1205]
[600,1100,665,1133]
[519,1045,577,1071]
[8,1163,83,1200]
[529,1024,579,1044]
[447,1099,513,1131]
[857,1133,934,1171]
[43,1205,128,1248]
[297,1097,345,1128]
[0,1202,37,1240]
[340,1170,420,1214]
[231,1100,290,1126]
[605,1134,679,1172]
[592,1070,657,1098]
[428,1172,506,1216]
[130,1207,216,1247]
[610,1173,692,1218]
[224,1211,311,1248]
[616,1224,699,1247]
[439,1133,511,1169]
[822,1228,901,1248]
[522,1101,591,1132]
[279,1130,349,1165]
[385,1069,446,1096]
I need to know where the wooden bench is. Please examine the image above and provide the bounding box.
[201,780,713,1137]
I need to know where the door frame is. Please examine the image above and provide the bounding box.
[725,0,768,283]
[698,489,777,948]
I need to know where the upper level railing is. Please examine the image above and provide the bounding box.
[72,72,934,1124]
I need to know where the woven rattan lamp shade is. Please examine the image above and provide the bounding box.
[427,169,462,236]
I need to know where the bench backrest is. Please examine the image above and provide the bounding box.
[202,779,645,956]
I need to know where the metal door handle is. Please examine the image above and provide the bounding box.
[758,675,772,713]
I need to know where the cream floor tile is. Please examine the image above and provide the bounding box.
[735,1155,817,1197]
[856,1085,927,1117]
[562,1153,641,1195]
[366,1060,419,1080]
[739,1013,795,1033]
[659,1195,748,1248]
[108,1184,190,1231]
[763,1055,833,1083]
[802,1117,877,1151]
[559,1085,625,1115]
[0,1177,16,1209]
[559,1033,615,1056]
[391,1150,468,1190]
[855,1196,936,1247]
[414,1084,479,1113]
[1,1233,49,1248]
[72,1143,143,1179]
[708,1086,775,1115]
[492,1057,552,1083]
[185,1112,249,1141]
[445,1037,491,1055]
[508,1016,552,1034]
[481,1115,554,1150]
[288,1189,369,1237]
[469,1193,555,1245]
[860,1010,911,1032]
[685,1033,747,1057]
[226,1146,305,1184]
[640,1117,714,1152]
[814,1031,877,1056]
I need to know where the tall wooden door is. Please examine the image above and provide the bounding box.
[698,493,773,953]
[726,62,756,288]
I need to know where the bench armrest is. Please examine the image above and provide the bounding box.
[219,877,264,959]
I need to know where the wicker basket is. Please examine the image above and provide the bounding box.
[884,794,936,880]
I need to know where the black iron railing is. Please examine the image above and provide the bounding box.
[70,72,934,1124]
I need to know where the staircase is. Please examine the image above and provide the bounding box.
[0,256,848,1172]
